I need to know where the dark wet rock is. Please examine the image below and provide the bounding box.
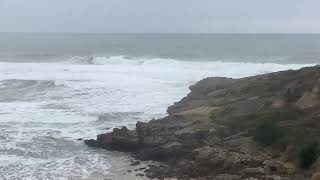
[136,173,144,176]
[145,165,176,179]
[86,126,141,151]
[130,160,140,166]
[84,139,98,147]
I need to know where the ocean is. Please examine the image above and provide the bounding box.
[0,33,318,179]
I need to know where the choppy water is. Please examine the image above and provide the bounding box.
[0,33,318,179]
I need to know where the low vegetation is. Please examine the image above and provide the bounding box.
[299,142,319,169]
[254,121,283,145]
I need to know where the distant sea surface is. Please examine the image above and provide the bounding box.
[0,33,317,179]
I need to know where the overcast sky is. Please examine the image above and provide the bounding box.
[0,0,319,33]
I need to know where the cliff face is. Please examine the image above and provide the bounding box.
[86,66,320,180]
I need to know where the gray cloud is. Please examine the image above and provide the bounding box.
[0,0,319,33]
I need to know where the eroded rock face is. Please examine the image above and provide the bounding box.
[85,65,320,180]
[85,126,141,151]
[167,77,236,115]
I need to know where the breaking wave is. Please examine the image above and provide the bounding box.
[64,55,315,78]
[0,79,57,89]
[0,55,316,179]
[0,79,61,102]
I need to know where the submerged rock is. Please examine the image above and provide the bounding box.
[130,160,141,166]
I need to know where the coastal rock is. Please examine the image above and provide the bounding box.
[86,66,320,180]
[85,126,141,151]
[130,160,141,166]
[263,160,295,175]
[167,77,236,115]
[242,167,268,176]
[84,139,98,147]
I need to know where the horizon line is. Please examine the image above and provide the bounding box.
[1,32,320,35]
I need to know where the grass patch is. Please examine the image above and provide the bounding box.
[224,108,303,133]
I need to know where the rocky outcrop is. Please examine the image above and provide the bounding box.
[86,65,320,180]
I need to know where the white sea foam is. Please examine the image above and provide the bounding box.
[0,56,315,179]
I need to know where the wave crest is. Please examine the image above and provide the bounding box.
[0,79,57,89]
[63,55,315,78]
[65,55,188,66]
[0,79,60,102]
[66,55,142,65]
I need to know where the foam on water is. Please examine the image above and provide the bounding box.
[0,56,315,179]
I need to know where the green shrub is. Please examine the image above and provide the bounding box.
[299,142,319,169]
[254,121,283,145]
[225,109,303,133]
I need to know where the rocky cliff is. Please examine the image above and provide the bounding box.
[86,65,320,180]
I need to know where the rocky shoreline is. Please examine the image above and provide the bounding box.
[86,66,320,180]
